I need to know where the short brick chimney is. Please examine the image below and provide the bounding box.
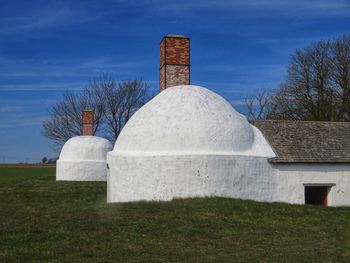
[82,109,94,136]
[160,35,190,92]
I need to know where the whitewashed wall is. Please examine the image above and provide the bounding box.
[106,85,350,206]
[272,163,350,207]
[107,155,276,203]
[57,161,108,181]
[57,136,112,181]
[107,153,350,206]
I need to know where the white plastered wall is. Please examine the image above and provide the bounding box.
[107,154,277,203]
[107,153,350,206]
[106,85,350,206]
[272,163,350,207]
[56,136,112,181]
[57,160,108,181]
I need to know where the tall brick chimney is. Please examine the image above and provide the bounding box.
[160,35,190,92]
[82,109,94,136]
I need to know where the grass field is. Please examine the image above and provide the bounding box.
[0,167,349,262]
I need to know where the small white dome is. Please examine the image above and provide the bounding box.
[113,85,272,156]
[59,136,112,161]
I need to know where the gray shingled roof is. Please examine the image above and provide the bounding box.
[251,120,350,163]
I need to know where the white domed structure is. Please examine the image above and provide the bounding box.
[114,85,271,156]
[57,136,112,181]
[107,85,275,202]
[56,109,113,182]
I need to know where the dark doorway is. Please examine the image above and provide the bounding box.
[304,186,329,206]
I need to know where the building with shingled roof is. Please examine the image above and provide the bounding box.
[105,35,350,206]
[250,120,350,206]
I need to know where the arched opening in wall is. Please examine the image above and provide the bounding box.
[304,184,334,206]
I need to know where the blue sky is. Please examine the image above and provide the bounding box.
[0,0,350,163]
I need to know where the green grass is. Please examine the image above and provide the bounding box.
[0,167,349,262]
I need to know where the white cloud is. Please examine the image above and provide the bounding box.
[0,56,147,91]
[0,106,23,113]
[125,0,350,16]
[0,2,100,36]
[0,82,86,91]
[0,6,72,35]
[0,115,46,128]
[229,99,247,106]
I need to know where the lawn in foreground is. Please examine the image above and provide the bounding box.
[0,167,349,262]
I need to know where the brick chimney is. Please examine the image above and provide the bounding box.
[160,35,190,92]
[82,109,94,136]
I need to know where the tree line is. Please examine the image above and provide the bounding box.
[246,34,350,121]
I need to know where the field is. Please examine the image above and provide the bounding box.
[0,167,349,262]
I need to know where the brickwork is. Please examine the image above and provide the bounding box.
[160,35,190,91]
[160,40,165,68]
[82,110,94,136]
[160,66,166,91]
[165,65,190,88]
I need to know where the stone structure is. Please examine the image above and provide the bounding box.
[58,35,350,206]
[252,120,350,206]
[107,85,275,202]
[56,110,112,181]
[160,35,190,91]
[107,85,350,206]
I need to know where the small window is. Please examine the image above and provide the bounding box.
[304,186,330,206]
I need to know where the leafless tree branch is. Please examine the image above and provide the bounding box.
[42,74,153,152]
[246,34,350,122]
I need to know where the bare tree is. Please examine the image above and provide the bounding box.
[246,34,350,121]
[273,41,334,121]
[330,34,350,120]
[103,79,152,142]
[42,88,105,151]
[245,89,273,120]
[42,74,153,151]
[42,91,86,151]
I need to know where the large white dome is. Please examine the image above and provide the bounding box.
[113,85,273,156]
[59,136,112,161]
[107,85,275,202]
